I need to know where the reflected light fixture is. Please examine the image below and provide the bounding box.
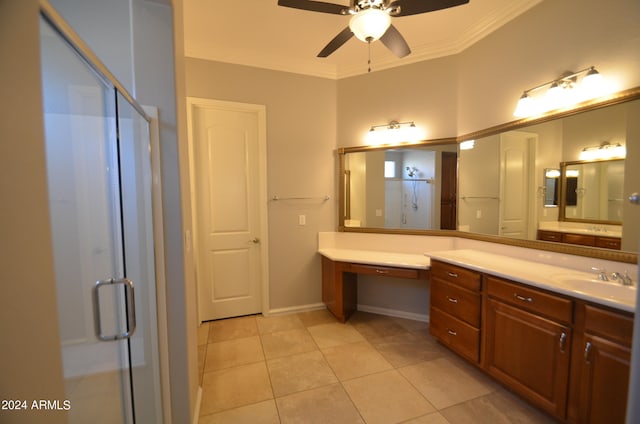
[459,140,475,150]
[578,141,626,161]
[514,66,607,118]
[365,120,423,145]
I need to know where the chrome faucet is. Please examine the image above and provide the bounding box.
[591,267,609,281]
[611,271,634,286]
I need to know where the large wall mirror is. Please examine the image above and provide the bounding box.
[338,87,640,263]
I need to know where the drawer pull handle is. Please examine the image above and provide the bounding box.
[447,272,459,278]
[584,342,593,364]
[559,332,567,353]
[446,296,458,304]
[375,269,389,274]
[447,329,457,336]
[514,293,533,303]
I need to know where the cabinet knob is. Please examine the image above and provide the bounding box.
[559,332,567,353]
[584,342,593,364]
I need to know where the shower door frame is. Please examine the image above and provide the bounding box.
[39,1,170,422]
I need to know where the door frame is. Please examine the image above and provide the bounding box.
[186,97,270,323]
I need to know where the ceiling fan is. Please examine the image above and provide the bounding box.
[277,0,470,58]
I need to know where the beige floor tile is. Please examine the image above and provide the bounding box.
[260,328,318,359]
[204,336,264,372]
[200,362,273,415]
[307,322,365,348]
[208,315,258,343]
[322,341,393,381]
[348,311,408,340]
[343,369,436,424]
[440,390,555,424]
[403,412,452,424]
[392,316,430,333]
[399,357,495,410]
[198,322,210,346]
[276,383,364,424]
[297,308,338,327]
[256,314,304,334]
[199,399,280,424]
[370,331,448,367]
[267,350,338,397]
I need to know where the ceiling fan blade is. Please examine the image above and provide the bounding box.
[317,27,354,57]
[380,24,411,58]
[277,0,348,15]
[388,0,469,16]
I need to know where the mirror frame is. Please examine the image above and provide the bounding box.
[338,86,640,264]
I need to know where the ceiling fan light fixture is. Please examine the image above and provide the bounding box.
[349,8,391,42]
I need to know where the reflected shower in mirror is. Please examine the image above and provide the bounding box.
[342,143,458,230]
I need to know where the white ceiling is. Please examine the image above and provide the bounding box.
[183,0,542,79]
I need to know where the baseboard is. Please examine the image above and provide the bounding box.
[267,302,326,316]
[193,385,202,424]
[357,304,430,322]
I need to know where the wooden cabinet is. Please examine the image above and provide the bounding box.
[570,304,633,424]
[428,262,634,423]
[484,276,572,418]
[537,230,621,250]
[429,260,482,363]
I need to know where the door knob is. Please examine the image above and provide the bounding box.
[250,237,260,244]
[629,192,640,205]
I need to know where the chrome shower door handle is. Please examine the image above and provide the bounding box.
[93,278,137,341]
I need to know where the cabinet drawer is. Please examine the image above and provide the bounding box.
[595,236,621,250]
[431,260,481,292]
[430,307,480,363]
[431,279,481,327]
[538,230,562,242]
[562,233,595,246]
[344,263,420,279]
[584,304,633,347]
[486,276,572,324]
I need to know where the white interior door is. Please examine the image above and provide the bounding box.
[189,98,268,322]
[499,132,536,239]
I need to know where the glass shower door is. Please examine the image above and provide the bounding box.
[40,14,161,424]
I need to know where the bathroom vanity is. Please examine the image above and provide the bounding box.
[427,250,634,423]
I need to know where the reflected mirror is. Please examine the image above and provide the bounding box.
[543,168,560,207]
[560,159,624,223]
[339,87,640,258]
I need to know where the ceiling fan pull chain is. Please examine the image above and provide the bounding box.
[367,39,372,72]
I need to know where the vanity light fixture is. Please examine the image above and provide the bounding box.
[513,66,606,118]
[578,141,626,161]
[365,120,423,145]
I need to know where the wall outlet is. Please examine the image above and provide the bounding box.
[298,214,306,225]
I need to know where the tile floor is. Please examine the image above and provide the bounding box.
[197,309,555,423]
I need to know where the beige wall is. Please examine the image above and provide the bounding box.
[185,59,337,310]
[0,1,67,423]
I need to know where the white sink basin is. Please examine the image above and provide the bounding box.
[552,274,636,304]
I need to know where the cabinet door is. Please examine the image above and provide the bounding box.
[578,334,630,424]
[485,299,571,418]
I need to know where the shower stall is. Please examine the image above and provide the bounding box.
[39,3,163,422]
